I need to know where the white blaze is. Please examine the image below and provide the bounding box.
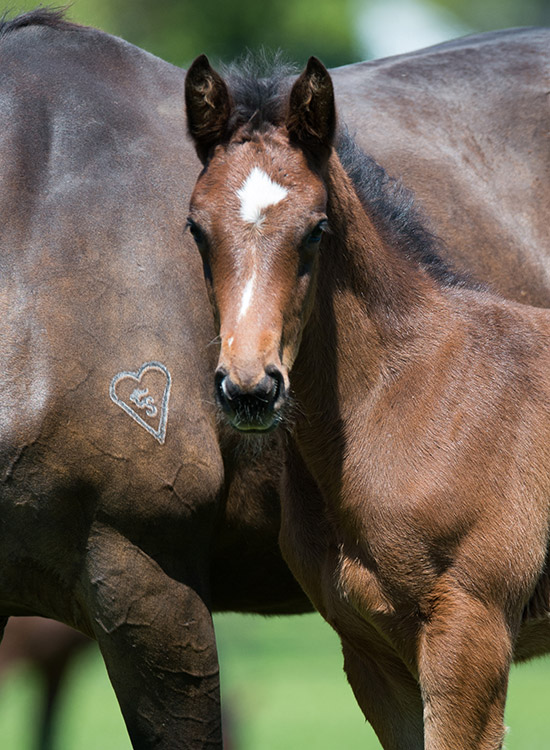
[238,272,256,320]
[237,167,288,225]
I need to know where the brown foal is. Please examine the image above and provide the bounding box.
[185,55,550,749]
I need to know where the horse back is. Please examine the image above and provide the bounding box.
[332,27,550,306]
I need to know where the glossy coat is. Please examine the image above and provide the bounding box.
[1,9,549,748]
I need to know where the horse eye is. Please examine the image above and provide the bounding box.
[307,220,328,244]
[299,220,327,276]
[186,218,205,245]
[187,219,212,281]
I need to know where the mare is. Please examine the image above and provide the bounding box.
[185,55,550,749]
[1,7,549,747]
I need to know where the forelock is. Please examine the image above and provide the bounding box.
[221,52,297,135]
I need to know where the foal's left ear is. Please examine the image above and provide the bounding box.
[185,54,232,163]
[286,57,336,160]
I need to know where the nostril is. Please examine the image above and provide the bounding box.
[251,376,275,404]
[215,369,230,406]
[264,365,285,405]
[215,365,286,417]
[215,370,246,409]
[272,374,281,403]
[214,366,286,431]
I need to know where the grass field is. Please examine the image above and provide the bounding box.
[0,612,548,749]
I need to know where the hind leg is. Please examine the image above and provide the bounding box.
[83,524,222,749]
[342,639,424,750]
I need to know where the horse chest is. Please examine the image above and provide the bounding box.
[318,539,422,667]
[280,467,406,629]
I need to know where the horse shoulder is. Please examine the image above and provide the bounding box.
[319,295,550,612]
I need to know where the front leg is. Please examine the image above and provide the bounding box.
[281,442,425,749]
[418,583,513,750]
[82,525,221,749]
[342,638,424,750]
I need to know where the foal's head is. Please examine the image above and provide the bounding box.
[185,56,336,432]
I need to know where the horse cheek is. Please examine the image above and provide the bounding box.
[204,279,221,333]
[282,274,316,370]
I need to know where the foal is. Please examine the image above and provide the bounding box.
[185,56,550,749]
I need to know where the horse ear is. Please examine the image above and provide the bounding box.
[286,57,336,159]
[185,54,232,163]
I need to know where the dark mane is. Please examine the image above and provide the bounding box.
[0,8,81,38]
[222,53,296,133]
[336,129,469,287]
[221,59,468,288]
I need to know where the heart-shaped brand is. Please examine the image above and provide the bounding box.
[110,362,171,444]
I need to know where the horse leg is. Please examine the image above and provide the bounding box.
[39,661,65,750]
[82,525,221,750]
[418,585,512,750]
[342,639,424,750]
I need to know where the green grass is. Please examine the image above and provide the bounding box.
[216,613,550,749]
[215,613,374,749]
[0,613,548,748]
[0,645,131,750]
[505,656,550,749]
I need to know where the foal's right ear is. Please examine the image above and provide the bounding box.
[185,55,232,164]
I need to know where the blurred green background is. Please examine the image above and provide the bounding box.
[2,0,550,748]
[0,613,549,748]
[10,0,550,66]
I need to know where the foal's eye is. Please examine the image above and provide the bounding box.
[186,218,212,281]
[299,220,327,276]
[186,218,205,245]
[306,220,328,245]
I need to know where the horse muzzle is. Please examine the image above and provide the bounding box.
[214,365,287,432]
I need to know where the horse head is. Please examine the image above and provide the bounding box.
[185,55,335,432]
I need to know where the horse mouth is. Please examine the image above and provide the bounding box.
[220,401,283,433]
[227,412,282,433]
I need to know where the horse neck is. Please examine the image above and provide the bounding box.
[294,152,445,427]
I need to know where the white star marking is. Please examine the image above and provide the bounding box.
[237,167,288,225]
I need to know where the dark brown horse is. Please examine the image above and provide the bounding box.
[2,7,550,748]
[185,55,550,749]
